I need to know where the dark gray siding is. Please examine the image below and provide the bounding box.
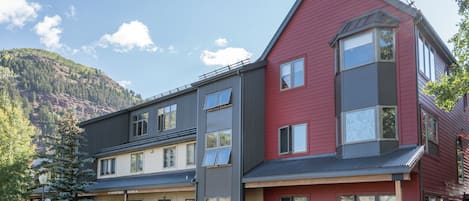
[196,75,242,201]
[83,113,129,156]
[129,91,197,142]
[242,67,265,174]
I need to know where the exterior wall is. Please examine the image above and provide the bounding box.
[93,191,195,201]
[245,188,263,201]
[84,112,129,156]
[264,0,418,161]
[97,141,196,179]
[129,91,197,142]
[417,29,469,199]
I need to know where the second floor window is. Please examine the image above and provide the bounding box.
[186,143,196,166]
[202,129,232,167]
[204,89,232,111]
[280,196,307,201]
[130,152,143,173]
[158,104,177,131]
[457,138,464,183]
[279,123,307,155]
[100,158,115,176]
[418,35,436,81]
[163,147,176,168]
[421,109,438,149]
[280,58,304,90]
[132,112,148,136]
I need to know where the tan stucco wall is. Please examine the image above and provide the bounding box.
[94,191,195,201]
[245,188,263,201]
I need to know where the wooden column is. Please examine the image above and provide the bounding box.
[395,180,402,201]
[124,190,128,201]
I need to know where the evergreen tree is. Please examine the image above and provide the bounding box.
[424,0,469,111]
[44,112,94,201]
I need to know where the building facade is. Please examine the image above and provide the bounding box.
[80,0,469,201]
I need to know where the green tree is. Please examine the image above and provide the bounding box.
[424,0,469,111]
[0,87,36,199]
[44,112,94,201]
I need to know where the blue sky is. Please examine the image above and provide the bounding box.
[0,0,460,99]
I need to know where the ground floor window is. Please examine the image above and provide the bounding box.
[281,196,308,201]
[340,195,395,201]
[424,195,444,201]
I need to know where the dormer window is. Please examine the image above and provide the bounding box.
[340,28,395,70]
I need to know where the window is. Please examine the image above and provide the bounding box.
[206,197,230,201]
[187,143,195,166]
[204,89,232,110]
[339,195,396,201]
[280,196,308,201]
[418,35,437,81]
[279,124,307,154]
[164,147,176,168]
[158,104,177,131]
[280,58,304,90]
[424,195,445,201]
[132,112,148,136]
[202,129,232,167]
[100,158,115,176]
[421,109,438,149]
[457,137,464,183]
[341,29,395,70]
[343,106,397,144]
[130,152,143,173]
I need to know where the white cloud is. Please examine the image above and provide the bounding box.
[117,80,132,88]
[200,47,252,66]
[0,0,41,29]
[99,20,157,53]
[34,15,63,50]
[65,5,76,18]
[214,38,228,47]
[168,45,177,54]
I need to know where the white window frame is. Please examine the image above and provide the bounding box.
[280,58,305,91]
[99,158,116,176]
[186,143,196,166]
[204,88,233,111]
[132,112,148,137]
[202,129,232,167]
[418,34,437,81]
[158,104,177,131]
[163,146,177,168]
[278,123,308,155]
[130,152,144,173]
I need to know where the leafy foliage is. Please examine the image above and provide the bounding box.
[43,112,95,201]
[423,0,469,111]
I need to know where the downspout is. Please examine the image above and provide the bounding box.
[239,71,245,201]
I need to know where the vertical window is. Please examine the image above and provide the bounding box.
[204,89,233,110]
[280,196,308,201]
[279,124,307,154]
[130,152,143,173]
[186,143,195,166]
[418,35,437,81]
[418,37,425,73]
[164,147,176,168]
[100,158,116,176]
[381,107,397,139]
[158,104,177,131]
[379,29,394,61]
[202,129,232,167]
[421,109,438,148]
[280,58,304,90]
[457,138,464,183]
[132,112,148,136]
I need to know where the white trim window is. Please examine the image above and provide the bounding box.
[280,58,304,90]
[158,104,177,131]
[130,152,143,173]
[163,147,176,168]
[204,89,232,111]
[132,112,148,136]
[100,158,115,176]
[186,143,196,166]
[202,129,232,167]
[340,28,395,70]
[418,35,436,81]
[279,123,307,155]
[280,196,308,201]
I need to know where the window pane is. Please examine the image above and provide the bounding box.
[219,197,231,201]
[219,130,232,147]
[418,37,425,73]
[340,196,355,201]
[130,154,136,172]
[206,133,217,149]
[169,110,176,129]
[458,139,464,181]
[137,121,142,136]
[281,64,291,89]
[206,198,216,201]
[424,43,431,78]
[358,196,376,201]
[430,50,435,81]
[382,107,397,139]
[421,110,427,145]
[158,108,163,115]
[345,108,377,143]
[142,119,148,134]
[293,197,308,201]
[379,29,394,61]
[204,94,218,110]
[379,196,396,201]
[292,124,307,153]
[428,117,437,143]
[100,160,105,175]
[164,148,175,168]
[202,149,217,166]
[280,127,290,153]
[292,59,304,87]
[187,143,195,165]
[343,32,374,69]
[215,147,231,165]
[164,114,170,130]
[137,153,143,171]
[132,123,137,136]
[219,88,232,106]
[111,159,115,174]
[281,197,292,201]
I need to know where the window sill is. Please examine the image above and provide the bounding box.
[206,104,232,112]
[280,84,305,92]
[206,164,232,169]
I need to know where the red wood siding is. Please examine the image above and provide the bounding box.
[264,0,418,160]
[418,38,469,199]
[263,173,420,201]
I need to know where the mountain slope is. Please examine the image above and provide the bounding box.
[0,48,142,139]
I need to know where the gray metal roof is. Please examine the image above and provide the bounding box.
[87,169,195,192]
[243,146,424,183]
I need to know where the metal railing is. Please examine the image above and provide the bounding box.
[198,58,251,80]
[144,84,192,102]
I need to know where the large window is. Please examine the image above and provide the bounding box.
[204,89,232,111]
[100,158,115,176]
[457,138,465,183]
[202,129,232,167]
[130,152,143,173]
[163,147,176,168]
[280,58,304,90]
[158,104,177,131]
[418,35,436,81]
[132,112,148,136]
[341,29,395,70]
[186,143,196,166]
[343,106,397,144]
[420,109,438,149]
[340,195,396,201]
[279,124,307,154]
[280,196,308,201]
